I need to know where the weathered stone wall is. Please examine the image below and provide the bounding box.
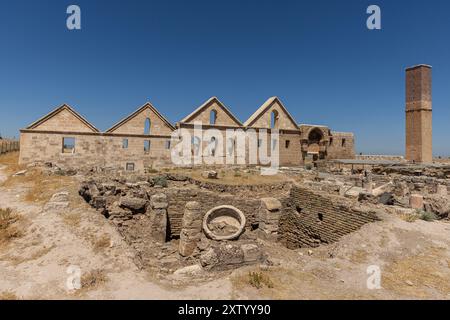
[327,132,355,159]
[188,177,291,195]
[164,188,261,237]
[182,99,241,127]
[355,154,406,162]
[19,131,173,171]
[19,98,355,169]
[249,99,298,130]
[176,126,303,167]
[108,106,174,136]
[279,186,379,249]
[20,129,353,169]
[279,132,303,166]
[31,108,97,133]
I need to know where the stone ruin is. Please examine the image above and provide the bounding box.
[67,152,450,281]
[78,170,383,276]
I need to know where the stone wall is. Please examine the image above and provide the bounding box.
[248,98,298,130]
[164,188,261,237]
[107,105,174,136]
[327,132,355,159]
[20,98,356,169]
[355,155,406,162]
[182,98,241,127]
[279,186,379,249]
[19,131,173,171]
[279,132,303,166]
[32,108,96,133]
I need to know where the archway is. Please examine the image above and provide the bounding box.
[270,110,279,129]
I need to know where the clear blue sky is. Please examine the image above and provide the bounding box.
[0,0,449,155]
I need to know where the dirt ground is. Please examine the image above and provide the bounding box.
[1,152,450,300]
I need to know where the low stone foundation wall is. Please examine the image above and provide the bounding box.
[355,155,406,162]
[189,178,292,195]
[279,186,380,248]
[165,188,261,237]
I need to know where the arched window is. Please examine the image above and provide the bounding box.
[210,110,217,125]
[270,110,279,129]
[144,118,151,135]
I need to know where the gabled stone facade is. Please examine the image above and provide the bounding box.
[19,97,355,171]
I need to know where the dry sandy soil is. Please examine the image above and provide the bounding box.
[1,152,450,300]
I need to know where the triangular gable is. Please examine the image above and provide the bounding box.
[243,97,299,130]
[106,102,175,134]
[26,104,99,132]
[180,97,243,126]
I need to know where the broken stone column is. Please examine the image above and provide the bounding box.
[179,201,202,257]
[148,193,168,243]
[363,173,373,193]
[410,194,424,210]
[372,181,394,197]
[394,180,409,197]
[437,185,448,197]
[259,198,281,240]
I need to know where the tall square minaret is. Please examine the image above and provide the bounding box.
[405,64,433,163]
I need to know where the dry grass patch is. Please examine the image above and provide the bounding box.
[231,267,281,297]
[92,234,112,253]
[9,245,55,266]
[247,271,274,289]
[382,247,450,298]
[231,267,307,299]
[0,152,23,177]
[0,208,24,246]
[349,249,369,264]
[231,266,362,299]
[3,168,77,204]
[399,212,419,223]
[80,269,108,291]
[1,152,77,204]
[63,212,82,227]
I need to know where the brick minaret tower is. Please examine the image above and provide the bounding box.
[405,64,433,163]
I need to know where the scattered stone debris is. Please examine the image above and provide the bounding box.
[13,170,27,176]
[179,201,202,257]
[201,170,218,179]
[44,192,69,211]
[71,160,449,279]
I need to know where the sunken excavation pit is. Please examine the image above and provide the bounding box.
[78,170,383,275]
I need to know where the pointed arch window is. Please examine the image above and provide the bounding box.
[210,110,217,125]
[270,110,279,129]
[144,118,151,135]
